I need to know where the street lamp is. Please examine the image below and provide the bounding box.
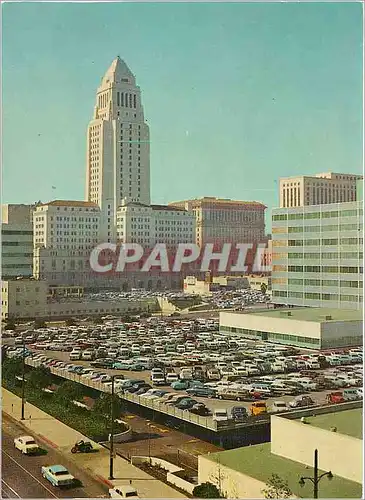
[108,374,118,480]
[21,336,26,420]
[299,449,333,498]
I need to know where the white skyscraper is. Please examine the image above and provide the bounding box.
[85,57,150,241]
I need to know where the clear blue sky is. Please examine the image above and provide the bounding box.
[2,1,363,224]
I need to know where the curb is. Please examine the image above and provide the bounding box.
[38,434,59,449]
[3,411,58,449]
[95,474,114,488]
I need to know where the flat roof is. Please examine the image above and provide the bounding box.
[305,408,362,439]
[205,443,362,498]
[228,307,363,323]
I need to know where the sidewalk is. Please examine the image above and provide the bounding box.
[2,389,186,498]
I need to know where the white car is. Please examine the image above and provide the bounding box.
[14,435,39,454]
[166,373,178,383]
[109,485,139,498]
[41,465,75,487]
[270,401,289,413]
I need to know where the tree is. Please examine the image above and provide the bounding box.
[93,317,104,324]
[93,393,124,418]
[65,318,76,327]
[262,474,292,499]
[55,380,85,404]
[2,357,22,385]
[28,365,52,389]
[193,482,223,498]
[261,283,268,295]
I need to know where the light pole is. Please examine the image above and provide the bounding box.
[21,336,26,420]
[299,449,333,498]
[108,374,116,480]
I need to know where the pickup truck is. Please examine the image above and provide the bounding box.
[41,465,75,487]
[14,435,39,455]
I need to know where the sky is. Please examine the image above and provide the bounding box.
[2,1,363,226]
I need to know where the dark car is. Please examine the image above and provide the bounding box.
[231,406,248,422]
[175,398,198,410]
[127,381,151,393]
[189,403,211,416]
[186,387,216,398]
[135,384,152,395]
[91,358,114,368]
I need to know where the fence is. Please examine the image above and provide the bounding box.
[26,358,270,433]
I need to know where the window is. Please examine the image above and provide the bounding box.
[304,212,320,219]
[305,239,320,246]
[322,280,337,287]
[288,240,303,246]
[288,265,303,272]
[304,266,321,273]
[288,227,303,233]
[304,226,321,232]
[305,292,320,299]
[321,239,338,245]
[288,213,304,220]
[304,279,320,286]
[288,278,303,285]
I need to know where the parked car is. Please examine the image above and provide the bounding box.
[175,398,199,410]
[250,401,267,416]
[231,406,248,422]
[288,395,314,408]
[171,380,189,390]
[212,408,229,423]
[217,388,249,402]
[189,403,211,416]
[186,387,216,398]
[14,435,39,455]
[326,392,345,404]
[270,401,289,413]
[343,388,361,401]
[41,465,75,487]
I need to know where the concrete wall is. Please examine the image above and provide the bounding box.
[271,415,363,483]
[131,456,196,494]
[198,455,268,499]
[321,320,363,347]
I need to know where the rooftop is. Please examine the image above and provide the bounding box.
[229,307,363,323]
[205,443,362,498]
[38,200,99,208]
[305,408,362,439]
[169,198,266,208]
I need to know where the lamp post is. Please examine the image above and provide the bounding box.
[108,374,116,480]
[299,449,333,498]
[21,336,26,420]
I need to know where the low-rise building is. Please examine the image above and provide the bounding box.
[1,279,156,321]
[220,307,363,349]
[198,405,362,498]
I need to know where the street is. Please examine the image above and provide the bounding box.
[2,415,108,499]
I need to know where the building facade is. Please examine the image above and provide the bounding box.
[169,197,266,247]
[279,172,362,208]
[33,200,101,284]
[85,57,150,241]
[1,204,34,280]
[220,308,363,349]
[116,201,195,247]
[271,201,363,310]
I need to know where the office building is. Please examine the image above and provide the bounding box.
[85,56,150,241]
[169,197,266,246]
[279,172,362,208]
[1,204,34,279]
[271,201,363,309]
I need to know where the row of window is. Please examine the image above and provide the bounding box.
[283,238,363,246]
[273,252,362,259]
[286,278,362,288]
[277,265,363,273]
[273,208,362,221]
[273,290,363,302]
[280,223,361,233]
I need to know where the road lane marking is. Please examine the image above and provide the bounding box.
[2,450,59,498]
[2,479,21,498]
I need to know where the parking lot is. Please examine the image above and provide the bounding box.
[4,313,363,421]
